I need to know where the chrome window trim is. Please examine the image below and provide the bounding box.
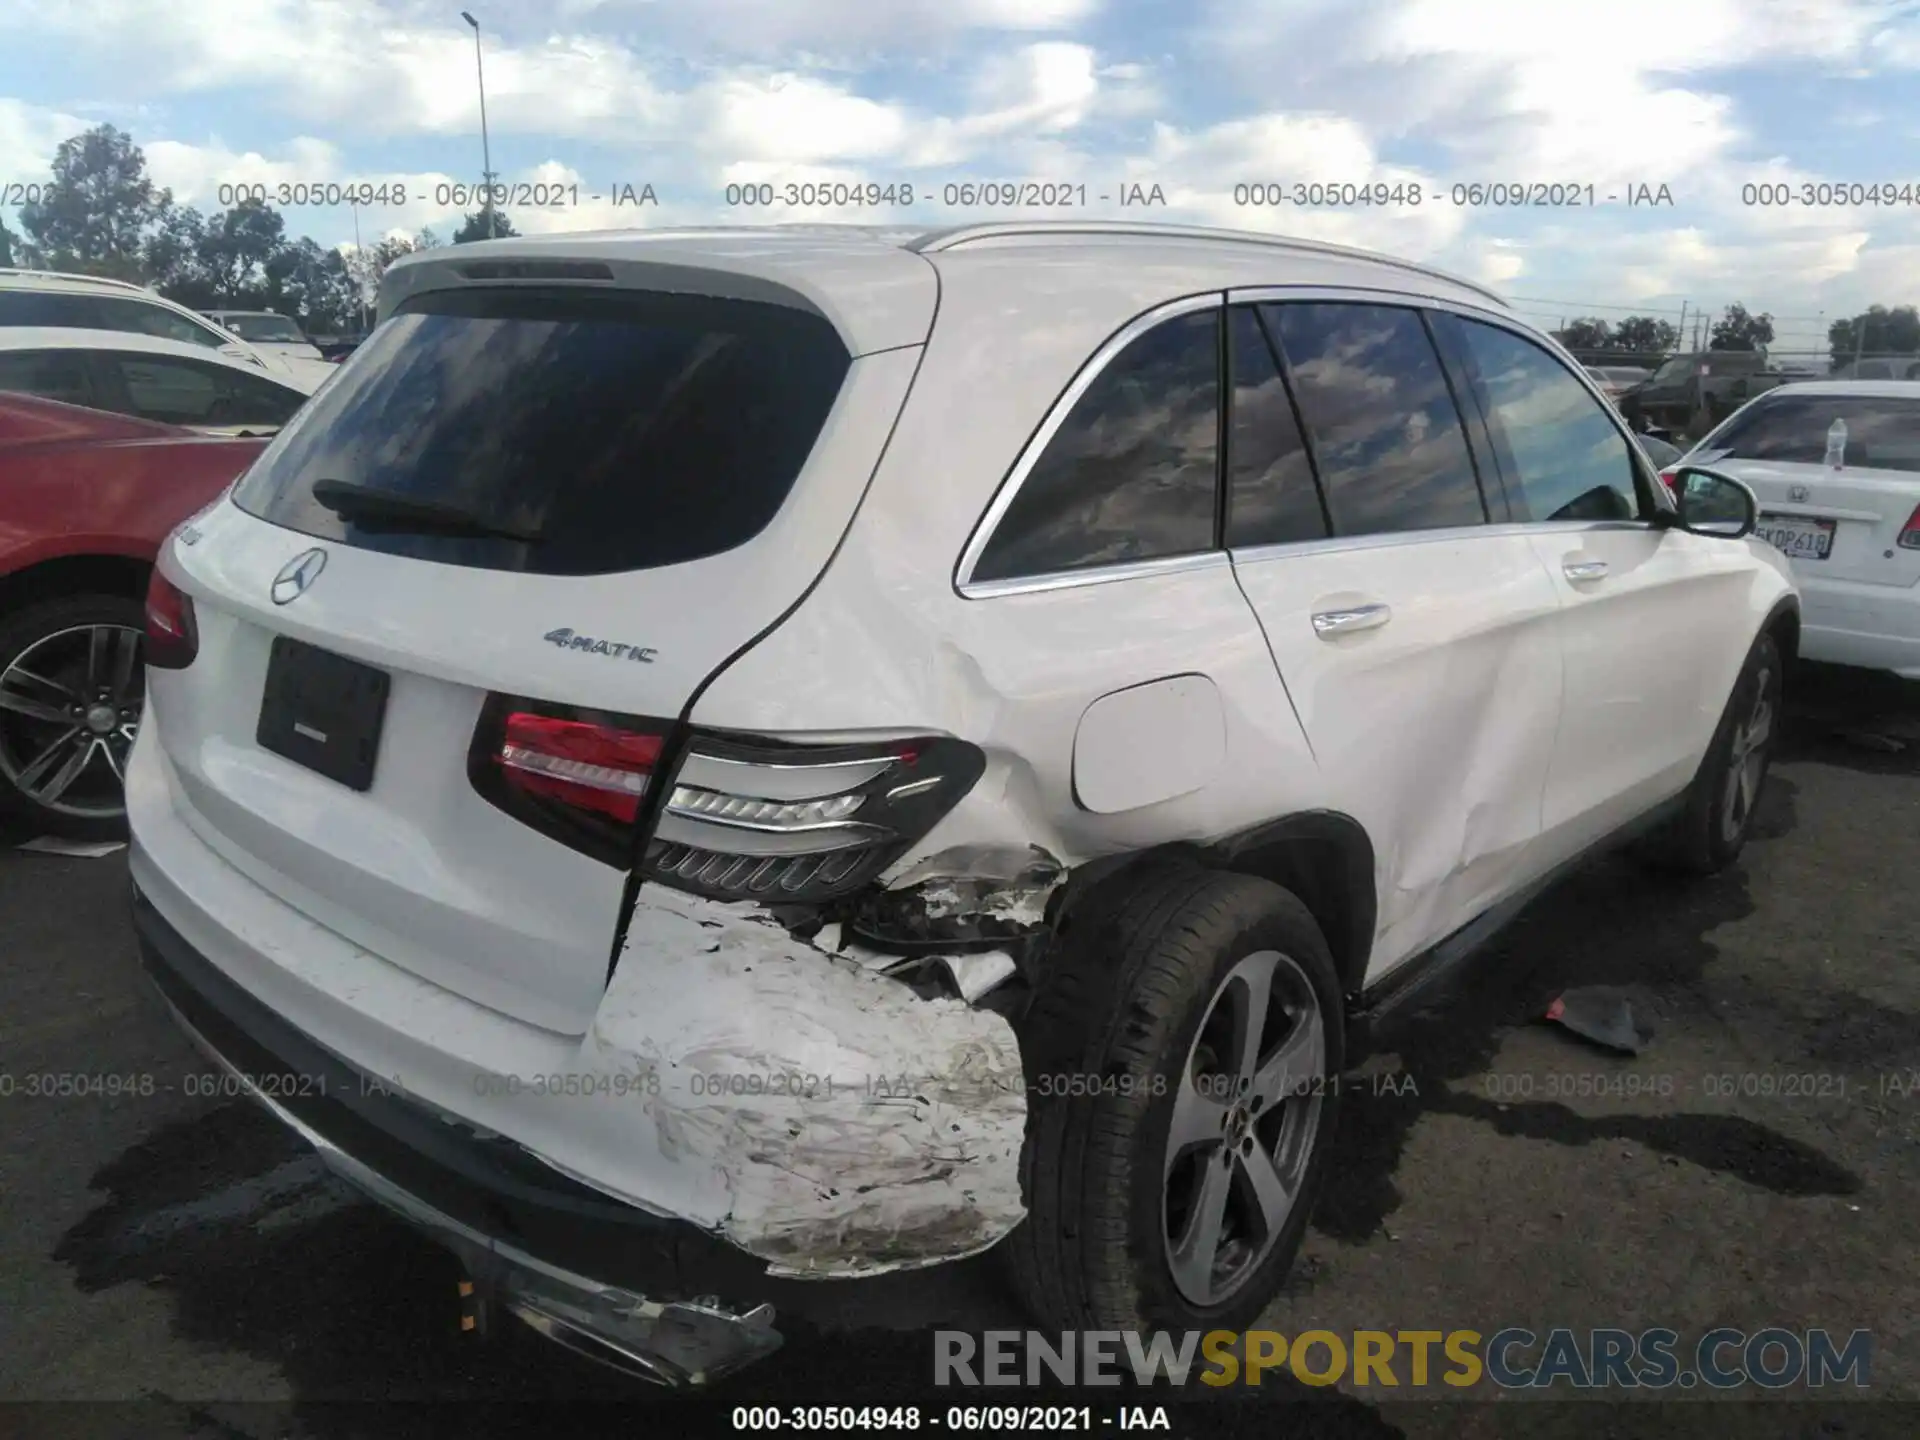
[954,291,1226,597]
[961,549,1231,600]
[1229,519,1653,566]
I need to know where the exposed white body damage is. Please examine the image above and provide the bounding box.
[593,888,1027,1276]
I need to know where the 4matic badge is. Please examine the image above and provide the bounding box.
[543,627,657,663]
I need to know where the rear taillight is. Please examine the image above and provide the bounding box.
[499,712,664,822]
[645,733,984,904]
[1900,501,1920,550]
[470,697,985,902]
[144,570,198,670]
[1659,468,1679,491]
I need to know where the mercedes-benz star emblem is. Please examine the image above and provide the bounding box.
[271,548,328,605]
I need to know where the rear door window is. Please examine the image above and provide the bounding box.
[0,348,98,408]
[231,288,853,576]
[1262,302,1487,536]
[1703,394,1920,473]
[1225,305,1328,547]
[970,308,1221,583]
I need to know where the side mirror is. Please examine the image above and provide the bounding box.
[1666,465,1757,539]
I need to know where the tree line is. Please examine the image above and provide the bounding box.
[0,125,520,336]
[1555,298,1918,369]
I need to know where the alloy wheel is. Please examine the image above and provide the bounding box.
[1720,661,1775,844]
[0,624,145,819]
[1162,948,1326,1307]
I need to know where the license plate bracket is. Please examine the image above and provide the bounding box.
[256,636,391,791]
[1756,513,1836,561]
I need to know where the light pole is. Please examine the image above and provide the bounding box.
[461,11,496,239]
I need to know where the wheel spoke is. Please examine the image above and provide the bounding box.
[1230,954,1276,1089]
[111,628,140,699]
[86,626,112,689]
[1746,702,1773,751]
[1166,1072,1229,1169]
[17,727,83,791]
[0,675,72,724]
[1250,1014,1323,1107]
[1168,1152,1232,1304]
[1237,1140,1295,1235]
[37,736,100,802]
[100,738,126,782]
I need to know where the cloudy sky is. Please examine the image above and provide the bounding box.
[2,0,1917,354]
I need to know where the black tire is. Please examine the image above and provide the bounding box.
[1638,630,1783,875]
[0,593,147,841]
[1005,862,1344,1332]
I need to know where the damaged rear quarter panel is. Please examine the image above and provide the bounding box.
[589,885,1028,1277]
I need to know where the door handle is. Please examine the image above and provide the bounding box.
[1562,559,1610,582]
[1311,603,1392,637]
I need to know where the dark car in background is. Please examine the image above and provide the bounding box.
[0,392,268,838]
[1617,350,1786,439]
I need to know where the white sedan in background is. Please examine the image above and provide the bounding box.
[1680,381,1920,680]
[0,328,312,437]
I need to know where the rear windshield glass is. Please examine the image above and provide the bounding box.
[220,314,307,343]
[1704,394,1920,473]
[230,287,851,575]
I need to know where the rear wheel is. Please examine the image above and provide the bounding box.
[0,595,146,840]
[1006,864,1344,1331]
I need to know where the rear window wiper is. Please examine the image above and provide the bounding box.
[310,478,544,543]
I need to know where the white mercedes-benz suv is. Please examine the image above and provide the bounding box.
[127,222,1799,1384]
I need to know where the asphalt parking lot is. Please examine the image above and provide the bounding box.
[3,662,1918,1438]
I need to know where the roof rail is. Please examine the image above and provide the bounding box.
[905,220,1510,309]
[0,266,151,293]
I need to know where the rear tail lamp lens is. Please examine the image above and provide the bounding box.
[498,712,663,822]
[1899,501,1920,550]
[144,570,199,670]
[470,697,984,901]
[645,733,985,905]
[1659,468,1678,492]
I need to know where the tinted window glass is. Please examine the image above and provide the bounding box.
[1447,316,1641,522]
[1704,394,1920,474]
[93,296,227,348]
[219,313,307,343]
[232,288,852,576]
[971,310,1220,582]
[0,349,96,407]
[107,353,304,428]
[1264,303,1485,536]
[1226,306,1326,547]
[0,292,104,328]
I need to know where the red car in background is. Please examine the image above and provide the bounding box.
[0,392,267,838]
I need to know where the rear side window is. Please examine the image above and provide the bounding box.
[91,295,228,349]
[1225,305,1327,547]
[0,291,104,328]
[1263,302,1486,536]
[105,352,304,428]
[1704,394,1920,474]
[970,309,1220,583]
[0,349,96,408]
[231,288,853,576]
[1442,315,1642,523]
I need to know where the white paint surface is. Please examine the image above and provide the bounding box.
[1071,674,1226,815]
